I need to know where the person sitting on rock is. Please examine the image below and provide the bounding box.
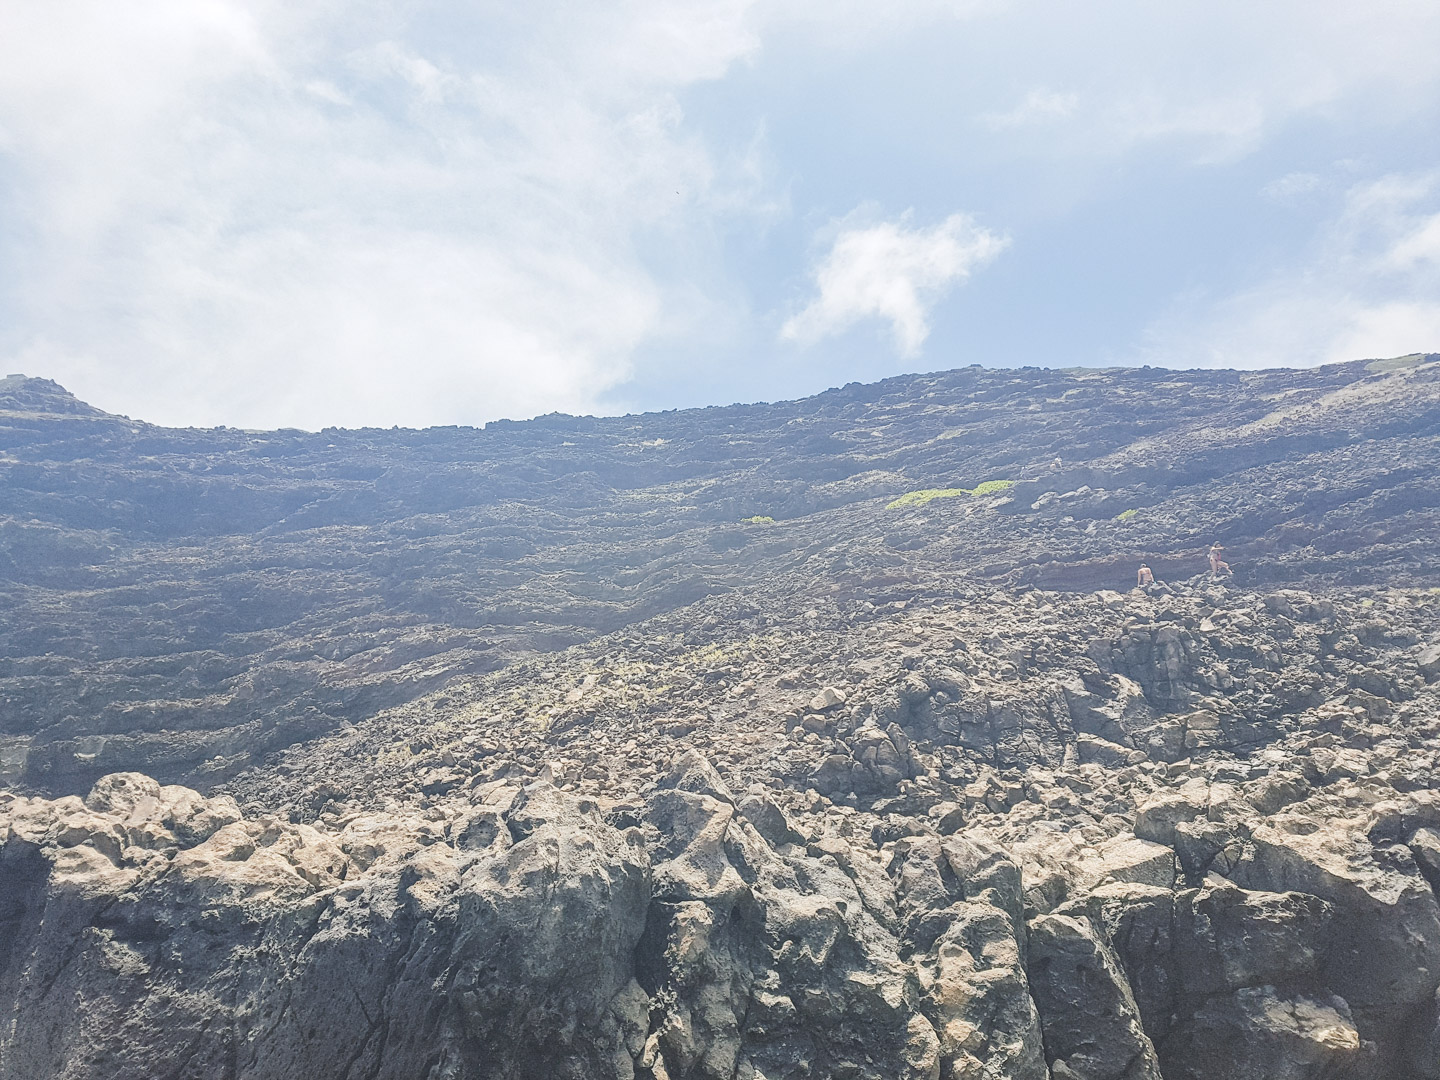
[1137,563,1155,587]
[1208,543,1231,575]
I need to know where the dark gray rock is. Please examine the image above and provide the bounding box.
[1027,913,1162,1080]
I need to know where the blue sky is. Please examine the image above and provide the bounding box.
[2,1,1439,429]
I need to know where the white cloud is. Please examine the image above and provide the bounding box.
[1136,171,1440,368]
[782,212,1009,356]
[1260,171,1325,204]
[0,0,771,428]
[1325,302,1440,363]
[960,0,1440,165]
[981,89,1079,130]
[1385,212,1440,270]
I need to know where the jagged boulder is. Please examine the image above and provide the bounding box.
[1228,810,1440,1062]
[811,723,921,800]
[2,767,971,1080]
[891,835,1048,1080]
[0,777,652,1080]
[639,764,940,1080]
[1026,913,1162,1080]
[1158,987,1363,1080]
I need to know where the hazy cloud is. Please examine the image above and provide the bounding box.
[1261,171,1325,204]
[0,0,767,428]
[782,212,1009,356]
[981,89,1079,130]
[1138,171,1440,367]
[1385,211,1440,270]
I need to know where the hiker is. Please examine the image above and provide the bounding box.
[1208,543,1231,575]
[1137,563,1154,587]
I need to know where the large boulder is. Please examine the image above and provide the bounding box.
[1026,913,1162,1080]
[1158,987,1363,1080]
[1229,810,1440,1058]
[0,777,651,1080]
[892,835,1048,1080]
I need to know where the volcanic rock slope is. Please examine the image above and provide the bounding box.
[3,355,1440,1080]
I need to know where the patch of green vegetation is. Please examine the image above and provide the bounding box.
[887,479,1015,509]
[741,515,776,525]
[888,488,968,509]
[1116,508,1139,521]
[968,479,1016,497]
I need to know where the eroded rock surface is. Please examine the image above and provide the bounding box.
[13,721,1440,1079]
[1,772,941,1079]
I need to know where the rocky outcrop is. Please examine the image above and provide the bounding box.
[1027,913,1161,1080]
[898,834,1048,1080]
[0,771,942,1080]
[12,732,1440,1079]
[1,775,653,1079]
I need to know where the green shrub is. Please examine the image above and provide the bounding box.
[887,479,1014,510]
[887,488,967,509]
[968,479,1016,497]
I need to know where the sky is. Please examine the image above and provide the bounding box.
[2,1,1439,430]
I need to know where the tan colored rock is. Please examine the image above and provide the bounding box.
[1077,835,1176,892]
[1133,782,1209,846]
[808,686,848,712]
[645,789,749,907]
[83,772,162,817]
[1230,810,1440,1061]
[1411,827,1440,882]
[1054,882,1178,1038]
[1245,771,1310,815]
[1172,882,1333,995]
[660,749,735,803]
[1076,733,1141,767]
[1419,643,1440,681]
[1172,818,1241,884]
[45,806,127,863]
[894,836,1048,1080]
[736,791,803,849]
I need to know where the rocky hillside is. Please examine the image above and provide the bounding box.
[3,356,1440,1079]
[3,356,1438,795]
